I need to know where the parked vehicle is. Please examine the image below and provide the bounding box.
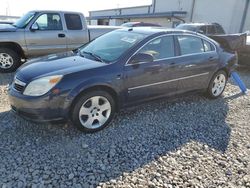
[238,35,250,67]
[121,22,161,27]
[176,23,225,35]
[0,10,120,73]
[9,28,241,133]
[176,23,249,67]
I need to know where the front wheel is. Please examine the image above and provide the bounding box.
[0,48,21,73]
[207,70,228,99]
[71,91,115,133]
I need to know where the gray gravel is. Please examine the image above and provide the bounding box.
[0,70,250,187]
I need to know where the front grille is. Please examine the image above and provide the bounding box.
[13,77,26,93]
[14,83,25,92]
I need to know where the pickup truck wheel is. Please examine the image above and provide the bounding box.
[0,48,21,73]
[71,91,115,133]
[207,70,228,99]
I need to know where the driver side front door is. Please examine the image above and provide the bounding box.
[25,12,67,57]
[124,35,178,105]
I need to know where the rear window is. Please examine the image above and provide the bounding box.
[65,14,83,30]
[203,40,215,52]
[207,25,216,34]
[215,25,225,34]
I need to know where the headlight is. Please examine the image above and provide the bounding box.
[23,75,63,96]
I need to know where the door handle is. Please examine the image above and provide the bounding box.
[209,57,216,61]
[58,33,65,38]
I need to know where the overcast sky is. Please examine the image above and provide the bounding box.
[0,0,152,16]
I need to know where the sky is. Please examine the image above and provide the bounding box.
[0,0,152,17]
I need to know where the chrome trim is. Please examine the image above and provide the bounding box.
[128,72,209,91]
[125,33,217,66]
[14,78,26,87]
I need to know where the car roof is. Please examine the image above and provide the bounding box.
[117,27,197,35]
[30,10,83,15]
[179,23,219,27]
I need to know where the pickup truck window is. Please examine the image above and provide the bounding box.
[207,25,216,34]
[34,13,63,30]
[65,14,83,30]
[215,25,225,34]
[200,26,207,34]
[13,12,37,28]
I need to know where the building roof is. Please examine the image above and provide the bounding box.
[89,11,187,20]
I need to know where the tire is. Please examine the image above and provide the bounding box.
[71,90,115,133]
[0,48,21,73]
[207,70,228,99]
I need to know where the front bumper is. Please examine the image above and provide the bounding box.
[8,87,69,123]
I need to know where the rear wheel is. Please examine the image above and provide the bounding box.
[207,70,227,98]
[71,91,115,133]
[0,48,21,73]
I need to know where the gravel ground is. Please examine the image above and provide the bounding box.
[0,70,250,188]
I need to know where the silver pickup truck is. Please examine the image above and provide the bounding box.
[0,10,119,72]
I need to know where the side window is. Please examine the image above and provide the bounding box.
[200,26,207,34]
[65,14,83,30]
[138,36,175,60]
[177,36,204,55]
[203,40,215,52]
[34,13,63,30]
[215,25,225,34]
[207,25,216,34]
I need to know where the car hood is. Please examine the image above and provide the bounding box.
[16,51,106,82]
[0,24,17,32]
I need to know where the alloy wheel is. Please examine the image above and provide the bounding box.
[0,53,14,69]
[78,96,111,129]
[211,73,226,97]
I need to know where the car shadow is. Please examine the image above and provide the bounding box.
[0,93,232,186]
[230,69,250,90]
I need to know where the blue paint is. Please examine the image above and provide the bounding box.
[231,72,247,94]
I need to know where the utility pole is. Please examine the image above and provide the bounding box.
[190,0,196,22]
[240,0,250,32]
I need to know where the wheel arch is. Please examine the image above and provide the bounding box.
[0,42,25,59]
[69,84,120,118]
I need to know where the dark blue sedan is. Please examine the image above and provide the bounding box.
[8,28,237,133]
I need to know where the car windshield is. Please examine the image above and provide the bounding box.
[176,24,197,32]
[13,12,37,28]
[80,30,147,63]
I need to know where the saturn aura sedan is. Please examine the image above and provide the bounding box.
[8,28,237,133]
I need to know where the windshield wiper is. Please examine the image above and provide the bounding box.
[81,51,106,63]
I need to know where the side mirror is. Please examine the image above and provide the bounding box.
[129,53,154,64]
[30,23,39,31]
